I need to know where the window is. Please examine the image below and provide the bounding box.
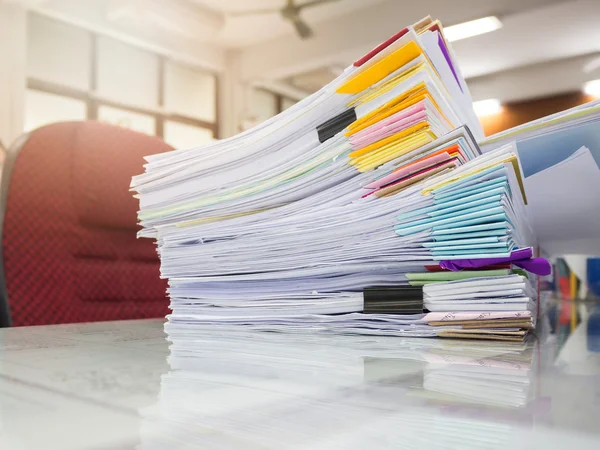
[96,36,160,110]
[165,61,216,122]
[27,13,91,91]
[24,90,86,132]
[25,13,218,148]
[97,105,156,136]
[282,97,296,111]
[251,89,278,124]
[251,88,298,124]
[164,121,214,150]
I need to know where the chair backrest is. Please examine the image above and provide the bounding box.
[0,121,172,326]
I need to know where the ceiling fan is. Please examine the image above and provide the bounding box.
[230,0,341,39]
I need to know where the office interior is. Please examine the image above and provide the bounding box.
[0,1,600,449]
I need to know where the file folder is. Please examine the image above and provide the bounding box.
[481,100,600,254]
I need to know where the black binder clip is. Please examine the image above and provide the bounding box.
[363,286,424,314]
[316,108,357,143]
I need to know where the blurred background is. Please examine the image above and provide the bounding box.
[0,0,600,329]
[1,0,600,149]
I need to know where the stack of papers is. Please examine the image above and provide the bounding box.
[131,16,539,341]
[422,275,536,341]
[424,275,534,313]
[420,341,535,408]
[132,16,483,233]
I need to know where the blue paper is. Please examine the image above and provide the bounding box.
[433,229,507,241]
[424,236,506,247]
[397,189,505,222]
[431,222,508,236]
[517,120,600,177]
[434,174,507,202]
[395,207,505,236]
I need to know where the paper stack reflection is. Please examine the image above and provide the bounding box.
[138,330,546,449]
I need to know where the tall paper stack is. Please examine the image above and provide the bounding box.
[131,16,546,341]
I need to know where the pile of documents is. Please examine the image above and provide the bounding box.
[131,16,545,341]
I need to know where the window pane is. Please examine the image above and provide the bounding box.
[96,36,159,109]
[282,97,296,110]
[165,62,216,122]
[24,89,87,132]
[98,105,156,136]
[164,121,214,149]
[27,14,92,90]
[251,89,278,124]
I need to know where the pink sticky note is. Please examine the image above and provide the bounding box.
[351,101,427,149]
[422,311,532,323]
[364,152,452,190]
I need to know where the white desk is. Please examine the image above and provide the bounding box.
[0,311,599,449]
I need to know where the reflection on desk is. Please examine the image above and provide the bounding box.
[140,326,597,450]
[0,320,169,450]
[0,316,599,449]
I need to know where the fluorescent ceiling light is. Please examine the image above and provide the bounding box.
[473,99,502,117]
[583,79,600,97]
[444,16,503,42]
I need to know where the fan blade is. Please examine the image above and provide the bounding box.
[292,17,313,39]
[228,7,282,17]
[296,0,341,10]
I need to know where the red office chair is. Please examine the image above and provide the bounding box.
[0,121,171,327]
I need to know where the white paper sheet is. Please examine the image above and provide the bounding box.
[525,146,600,254]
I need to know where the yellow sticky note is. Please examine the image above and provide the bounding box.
[347,84,428,135]
[356,134,435,173]
[337,41,423,95]
[348,62,426,108]
[349,122,430,159]
[352,130,436,172]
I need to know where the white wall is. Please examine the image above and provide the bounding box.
[468,54,600,103]
[0,4,26,147]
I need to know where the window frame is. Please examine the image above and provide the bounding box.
[251,88,296,123]
[274,92,295,115]
[26,13,219,141]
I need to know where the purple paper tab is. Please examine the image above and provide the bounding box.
[438,34,463,93]
[440,247,552,276]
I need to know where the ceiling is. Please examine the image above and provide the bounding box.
[189,0,391,48]
[234,0,600,103]
[12,0,600,103]
[277,0,600,98]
